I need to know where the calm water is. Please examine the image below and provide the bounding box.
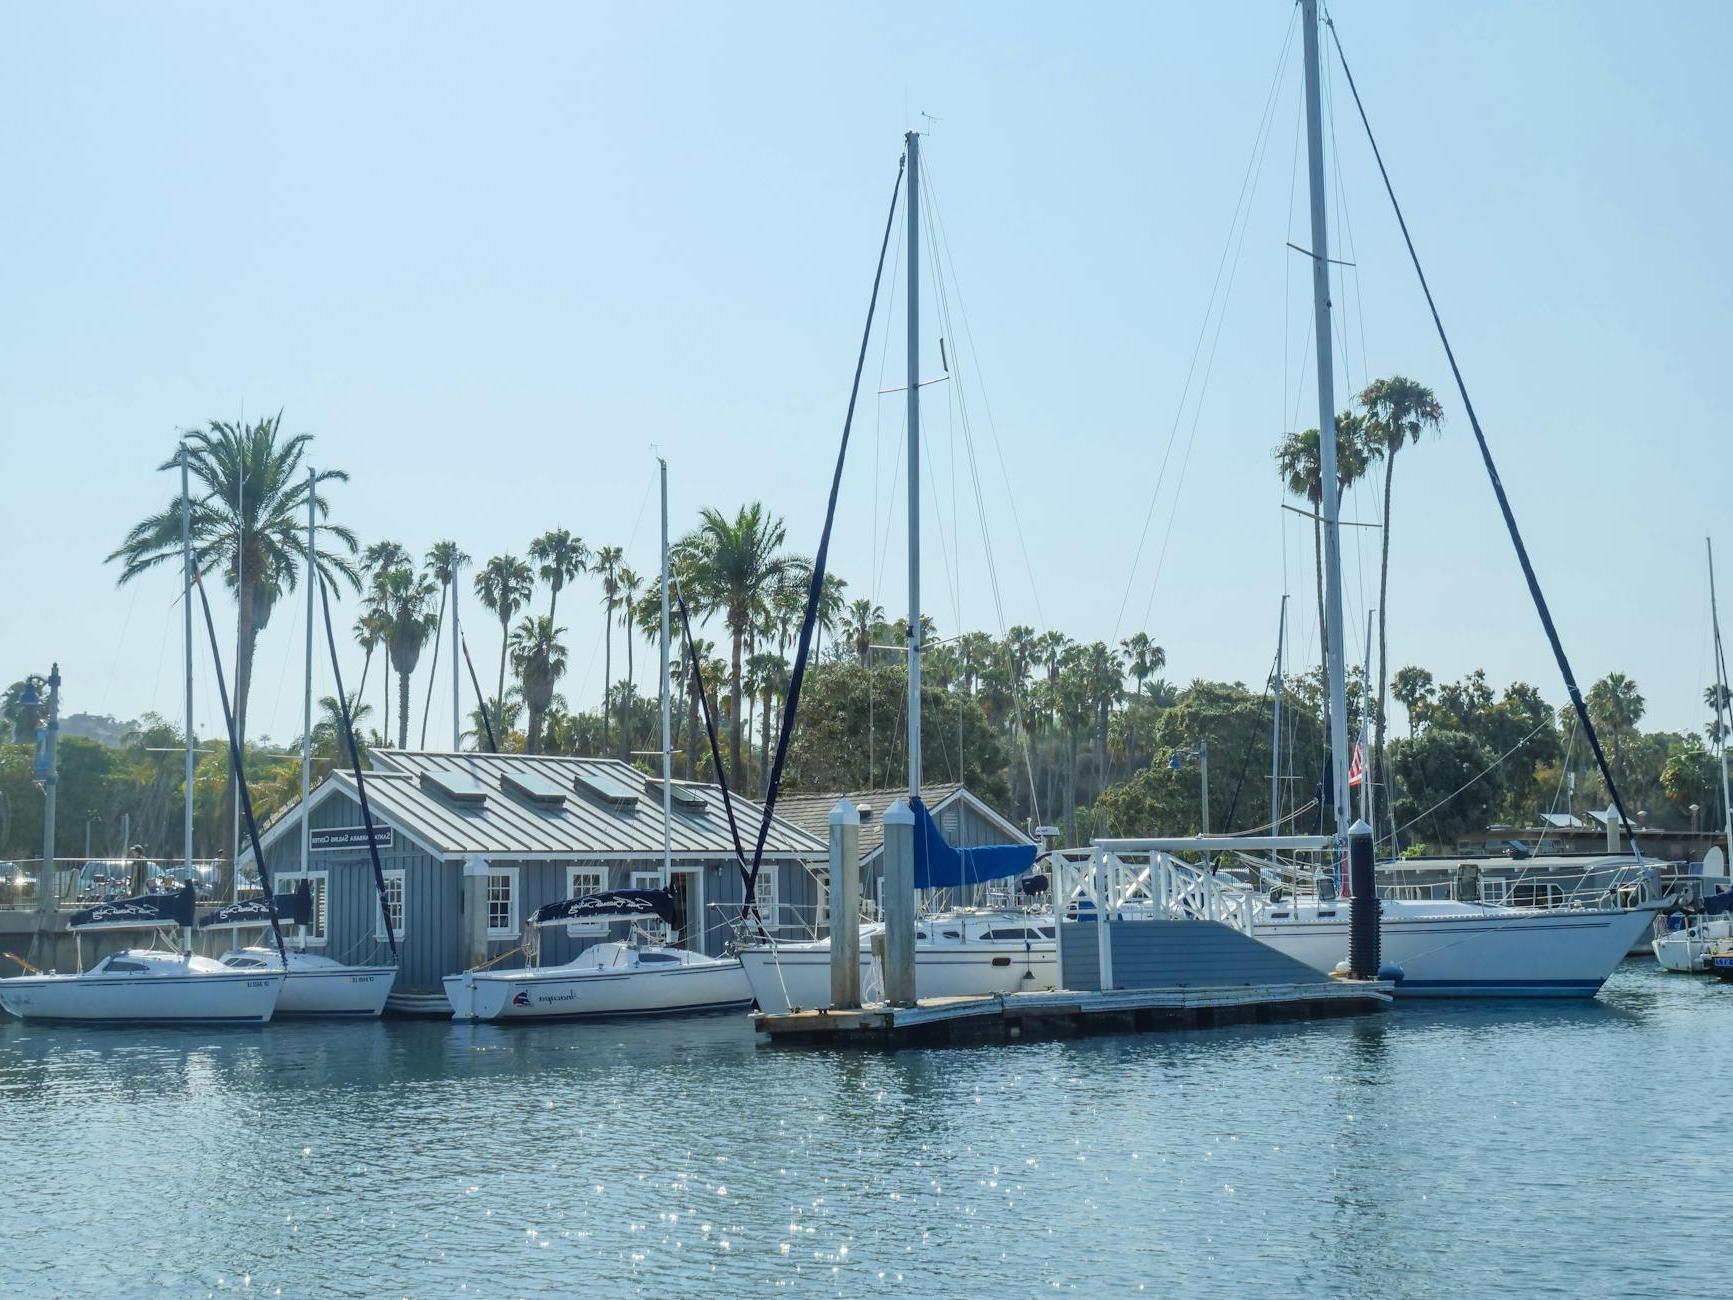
[0,960,1723,1299]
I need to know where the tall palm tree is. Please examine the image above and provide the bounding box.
[108,415,358,873]
[509,615,568,754]
[1358,375,1444,806]
[361,540,410,579]
[814,573,847,660]
[376,566,441,749]
[529,529,589,625]
[1586,671,1646,787]
[1274,414,1376,672]
[1119,632,1166,761]
[1034,631,1072,729]
[746,650,790,793]
[1391,665,1435,739]
[474,555,533,746]
[846,598,884,666]
[591,546,624,750]
[614,566,645,759]
[676,504,794,786]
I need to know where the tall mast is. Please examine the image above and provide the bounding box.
[451,550,462,751]
[1711,538,1733,867]
[1270,595,1287,875]
[659,457,674,890]
[1360,608,1374,828]
[301,466,315,877]
[1302,0,1351,845]
[905,128,922,801]
[181,443,196,875]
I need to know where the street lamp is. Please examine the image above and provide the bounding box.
[1169,741,1210,835]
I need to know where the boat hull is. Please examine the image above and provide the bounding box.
[1653,919,1733,973]
[740,943,1058,1015]
[1250,903,1660,997]
[276,966,397,1017]
[444,959,750,1022]
[0,969,284,1023]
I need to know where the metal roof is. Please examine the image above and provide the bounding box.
[246,751,826,864]
[772,783,1030,862]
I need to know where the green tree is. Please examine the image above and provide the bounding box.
[510,616,568,754]
[1119,632,1166,761]
[592,545,624,751]
[845,598,883,666]
[676,504,795,787]
[474,554,534,747]
[1390,665,1435,739]
[1388,728,1502,851]
[420,540,471,748]
[1661,737,1722,823]
[1586,672,1646,795]
[528,528,589,626]
[1274,413,1376,672]
[106,415,358,880]
[377,566,441,749]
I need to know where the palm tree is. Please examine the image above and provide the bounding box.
[474,555,533,746]
[528,529,589,625]
[1119,632,1165,761]
[846,598,883,666]
[1034,631,1072,729]
[676,504,795,786]
[1358,376,1444,809]
[1706,682,1733,747]
[420,541,470,747]
[375,566,441,748]
[509,616,568,754]
[353,606,391,719]
[361,540,410,579]
[108,415,359,873]
[1274,413,1376,672]
[1587,672,1646,787]
[746,650,790,793]
[591,545,624,750]
[1391,665,1436,739]
[312,693,374,766]
[1082,641,1123,784]
[814,573,847,660]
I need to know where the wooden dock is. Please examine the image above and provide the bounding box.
[752,978,1392,1049]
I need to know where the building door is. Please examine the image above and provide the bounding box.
[671,868,702,951]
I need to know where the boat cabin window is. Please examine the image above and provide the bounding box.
[225,956,269,969]
[941,929,961,939]
[103,958,150,973]
[1038,926,1055,939]
[636,952,679,964]
[982,927,1039,942]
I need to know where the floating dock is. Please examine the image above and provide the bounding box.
[753,977,1391,1049]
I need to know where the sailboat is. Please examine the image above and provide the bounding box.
[737,129,1052,1014]
[0,447,286,1025]
[1237,0,1664,997]
[209,466,397,1016]
[443,458,752,1023]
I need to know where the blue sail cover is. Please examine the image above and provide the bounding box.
[70,883,196,930]
[910,797,1038,891]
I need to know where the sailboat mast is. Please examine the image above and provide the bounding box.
[1360,608,1374,828]
[1301,0,1352,845]
[301,467,315,878]
[660,457,674,890]
[451,551,462,751]
[1270,595,1287,875]
[181,443,195,876]
[904,128,922,802]
[1710,538,1732,867]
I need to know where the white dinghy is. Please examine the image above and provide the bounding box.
[445,888,750,1022]
[0,885,283,1024]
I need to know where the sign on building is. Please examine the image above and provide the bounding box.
[310,824,395,852]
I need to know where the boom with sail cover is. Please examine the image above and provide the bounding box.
[70,883,197,931]
[531,889,678,929]
[198,882,314,930]
[909,797,1037,891]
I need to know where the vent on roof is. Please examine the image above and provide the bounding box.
[501,771,568,809]
[642,777,706,811]
[420,768,491,807]
[573,770,640,811]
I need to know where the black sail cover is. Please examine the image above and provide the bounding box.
[198,882,314,929]
[70,882,197,930]
[531,888,677,928]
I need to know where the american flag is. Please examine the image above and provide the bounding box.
[1347,739,1366,789]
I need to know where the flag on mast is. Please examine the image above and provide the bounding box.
[1347,739,1366,789]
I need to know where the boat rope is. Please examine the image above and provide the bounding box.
[315,573,398,960]
[1,951,42,975]
[1385,718,1551,846]
[189,567,289,964]
[1326,14,1643,861]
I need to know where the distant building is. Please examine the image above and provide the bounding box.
[239,750,825,1014]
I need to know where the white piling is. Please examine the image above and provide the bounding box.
[828,799,862,1010]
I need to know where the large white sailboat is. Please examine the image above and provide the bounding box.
[444,459,751,1023]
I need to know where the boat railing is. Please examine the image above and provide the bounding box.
[1049,840,1307,937]
[0,858,239,912]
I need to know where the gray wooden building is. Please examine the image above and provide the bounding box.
[238,751,826,1013]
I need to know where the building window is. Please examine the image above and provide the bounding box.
[486,867,519,939]
[630,870,661,892]
[752,865,778,931]
[566,867,605,899]
[278,871,328,944]
[375,868,405,942]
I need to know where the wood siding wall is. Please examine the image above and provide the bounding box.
[1059,919,1325,992]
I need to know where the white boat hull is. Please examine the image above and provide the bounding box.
[444,950,750,1022]
[0,967,283,1023]
[1250,901,1660,997]
[741,941,1058,1014]
[221,949,396,1017]
[1653,918,1733,973]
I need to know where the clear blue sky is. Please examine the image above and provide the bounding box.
[5,1,1730,748]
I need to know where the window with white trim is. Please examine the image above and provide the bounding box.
[566,866,605,898]
[277,871,328,944]
[751,865,778,931]
[375,868,405,941]
[486,867,519,939]
[630,870,661,892]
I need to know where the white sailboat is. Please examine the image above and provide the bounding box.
[213,464,397,1016]
[443,458,751,1023]
[1235,1,1665,997]
[736,131,1054,1014]
[0,447,283,1025]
